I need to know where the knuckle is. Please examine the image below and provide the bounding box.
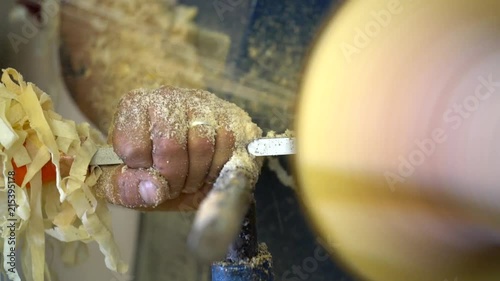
[118,143,148,160]
[116,142,151,168]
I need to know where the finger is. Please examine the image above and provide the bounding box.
[111,90,153,169]
[97,165,169,208]
[183,111,217,193]
[204,128,235,186]
[149,88,189,198]
[151,137,188,198]
[152,184,211,211]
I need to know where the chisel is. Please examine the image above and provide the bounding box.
[90,137,296,166]
[89,137,295,264]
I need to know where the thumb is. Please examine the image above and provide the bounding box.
[96,165,170,208]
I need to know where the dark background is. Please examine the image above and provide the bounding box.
[137,1,356,280]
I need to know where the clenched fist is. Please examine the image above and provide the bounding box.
[96,86,262,210]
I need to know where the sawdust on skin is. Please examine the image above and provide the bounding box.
[96,86,263,209]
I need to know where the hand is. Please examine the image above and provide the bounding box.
[96,86,262,210]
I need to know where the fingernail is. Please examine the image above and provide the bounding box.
[139,180,158,205]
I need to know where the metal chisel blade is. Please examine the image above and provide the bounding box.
[90,146,124,166]
[247,137,296,156]
[90,137,295,166]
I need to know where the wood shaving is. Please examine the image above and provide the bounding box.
[0,68,126,281]
[60,0,212,132]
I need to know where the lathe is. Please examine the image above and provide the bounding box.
[0,1,499,281]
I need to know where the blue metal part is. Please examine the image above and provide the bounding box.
[211,255,274,281]
[211,204,274,281]
[211,263,273,281]
[176,0,348,280]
